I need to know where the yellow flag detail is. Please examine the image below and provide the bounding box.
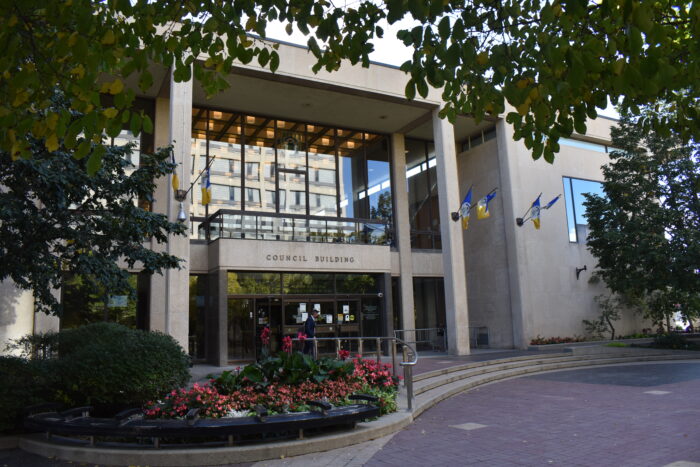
[172,172,179,191]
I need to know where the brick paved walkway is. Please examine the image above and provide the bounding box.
[366,361,700,467]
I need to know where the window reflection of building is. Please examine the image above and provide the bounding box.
[562,176,605,243]
[406,139,440,249]
[189,108,393,240]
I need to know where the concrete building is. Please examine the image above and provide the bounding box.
[0,40,648,363]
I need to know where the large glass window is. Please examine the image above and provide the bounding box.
[406,139,440,249]
[366,135,392,224]
[563,176,605,242]
[412,277,446,332]
[339,130,369,219]
[189,275,207,359]
[228,272,281,294]
[191,108,393,239]
[60,274,145,330]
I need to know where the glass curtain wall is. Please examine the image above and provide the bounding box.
[412,277,446,350]
[60,273,147,330]
[406,139,441,249]
[191,107,392,240]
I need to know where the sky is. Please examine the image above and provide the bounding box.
[264,19,620,120]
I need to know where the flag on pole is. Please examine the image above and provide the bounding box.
[459,187,473,230]
[531,194,542,230]
[544,194,561,210]
[201,168,212,206]
[171,153,179,191]
[476,191,497,220]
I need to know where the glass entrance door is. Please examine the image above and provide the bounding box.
[283,300,335,354]
[227,298,254,361]
[255,297,282,355]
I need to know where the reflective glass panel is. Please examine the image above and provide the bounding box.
[228,272,281,294]
[338,130,367,219]
[244,116,276,212]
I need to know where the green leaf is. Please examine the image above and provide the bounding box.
[405,80,416,100]
[87,145,105,175]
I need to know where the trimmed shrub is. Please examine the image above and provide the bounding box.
[652,333,698,350]
[2,323,191,430]
[50,323,191,409]
[0,356,53,432]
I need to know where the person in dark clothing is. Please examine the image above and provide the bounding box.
[303,309,319,356]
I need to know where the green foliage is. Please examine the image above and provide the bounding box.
[0,356,52,432]
[0,96,185,314]
[584,107,700,326]
[605,342,629,348]
[48,323,191,408]
[2,323,191,423]
[212,352,354,393]
[652,333,699,350]
[1,1,698,168]
[583,295,623,340]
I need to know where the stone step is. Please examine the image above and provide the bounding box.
[410,352,699,419]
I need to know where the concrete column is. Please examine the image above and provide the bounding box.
[208,269,228,366]
[389,133,415,338]
[495,119,527,348]
[149,69,193,350]
[432,111,470,355]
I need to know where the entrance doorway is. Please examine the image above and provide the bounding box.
[226,296,384,361]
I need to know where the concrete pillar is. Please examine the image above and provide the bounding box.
[495,119,527,348]
[208,269,228,366]
[149,69,192,350]
[432,111,470,355]
[389,133,416,338]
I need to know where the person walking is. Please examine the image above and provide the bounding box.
[303,309,319,357]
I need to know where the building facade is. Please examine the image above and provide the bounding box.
[0,40,648,363]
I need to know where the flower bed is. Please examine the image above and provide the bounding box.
[145,353,399,420]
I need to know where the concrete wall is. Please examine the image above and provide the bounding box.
[458,138,515,348]
[0,280,34,353]
[497,120,650,346]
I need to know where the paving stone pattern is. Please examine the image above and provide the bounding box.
[366,362,700,467]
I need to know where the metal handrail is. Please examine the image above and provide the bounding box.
[291,336,418,411]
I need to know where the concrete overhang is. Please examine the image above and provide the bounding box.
[122,38,493,144]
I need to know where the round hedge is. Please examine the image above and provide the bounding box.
[51,323,191,409]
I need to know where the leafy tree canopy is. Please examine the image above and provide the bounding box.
[0,97,186,314]
[1,0,698,169]
[584,107,700,325]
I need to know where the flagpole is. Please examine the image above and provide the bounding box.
[516,192,541,226]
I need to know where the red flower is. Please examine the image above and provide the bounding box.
[260,326,271,346]
[338,349,350,360]
[282,335,293,353]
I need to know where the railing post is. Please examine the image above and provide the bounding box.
[376,338,381,363]
[391,339,397,378]
[336,339,341,358]
[358,338,364,357]
[404,364,413,411]
[313,338,318,360]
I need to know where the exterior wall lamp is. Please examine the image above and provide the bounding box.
[575,265,587,280]
[172,156,217,223]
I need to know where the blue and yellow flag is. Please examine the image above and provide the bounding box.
[476,191,497,219]
[171,153,179,191]
[531,194,542,230]
[201,168,212,206]
[459,188,472,230]
[544,194,561,210]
